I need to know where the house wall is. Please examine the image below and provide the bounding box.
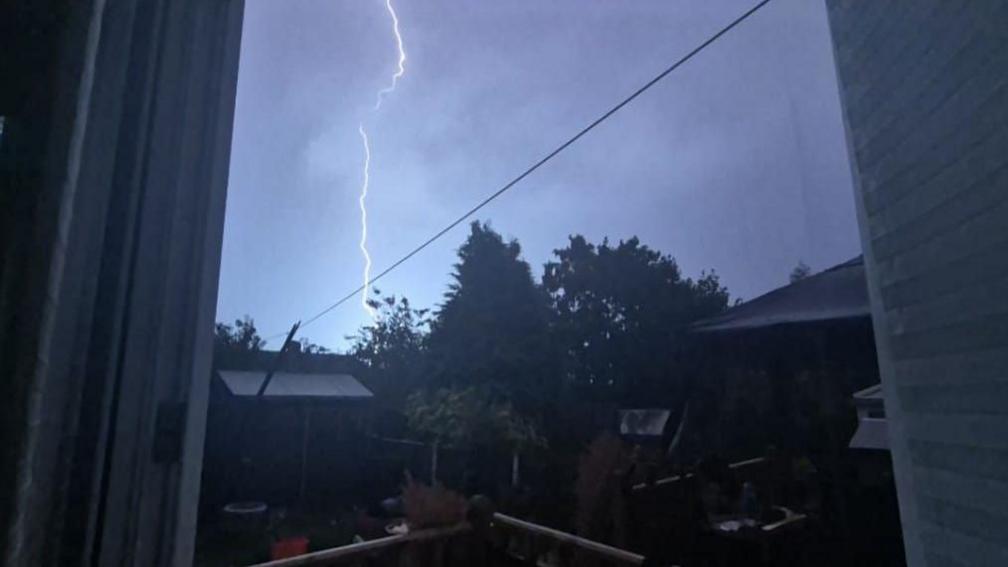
[826,3,1008,566]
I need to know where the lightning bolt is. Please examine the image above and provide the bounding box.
[358,0,407,319]
[374,0,407,112]
[358,124,375,318]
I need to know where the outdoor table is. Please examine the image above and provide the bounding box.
[708,507,808,566]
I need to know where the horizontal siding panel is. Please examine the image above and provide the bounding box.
[859,1,1008,119]
[828,1,887,73]
[829,2,1008,565]
[861,69,1008,212]
[873,166,1008,262]
[856,14,1008,162]
[920,528,1008,567]
[901,381,1008,415]
[858,62,1008,202]
[848,1,976,138]
[889,311,1008,360]
[908,440,1008,481]
[861,83,1008,225]
[850,0,977,132]
[915,468,1008,517]
[916,495,1008,548]
[892,348,1008,387]
[866,125,1008,242]
[886,274,1008,335]
[880,239,1008,310]
[905,415,1008,449]
[842,11,911,97]
[873,196,1008,288]
[923,553,970,567]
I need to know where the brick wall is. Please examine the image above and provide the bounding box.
[825,2,1008,566]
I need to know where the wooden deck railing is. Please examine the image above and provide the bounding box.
[249,511,646,567]
[250,456,775,566]
[492,512,646,566]
[250,523,473,567]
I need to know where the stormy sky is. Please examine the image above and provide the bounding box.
[217,0,861,349]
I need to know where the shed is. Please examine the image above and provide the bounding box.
[203,367,375,512]
[686,256,879,459]
[692,256,868,333]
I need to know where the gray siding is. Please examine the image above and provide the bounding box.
[826,2,1008,566]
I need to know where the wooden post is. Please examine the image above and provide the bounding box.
[511,452,520,487]
[298,405,312,503]
[257,321,300,396]
[238,321,301,498]
[431,442,438,485]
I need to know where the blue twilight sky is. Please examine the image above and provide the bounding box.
[217,0,861,350]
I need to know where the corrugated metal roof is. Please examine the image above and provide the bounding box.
[853,383,885,413]
[217,370,373,399]
[853,383,883,401]
[692,256,869,333]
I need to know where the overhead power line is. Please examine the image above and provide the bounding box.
[266,0,772,340]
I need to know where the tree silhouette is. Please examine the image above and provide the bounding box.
[426,221,558,415]
[349,291,429,406]
[214,316,328,363]
[214,315,265,352]
[543,235,730,404]
[789,260,812,283]
[405,386,545,452]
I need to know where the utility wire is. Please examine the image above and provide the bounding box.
[266,0,772,341]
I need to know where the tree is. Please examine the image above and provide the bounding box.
[426,222,558,415]
[214,315,265,352]
[349,290,430,405]
[543,236,730,404]
[404,386,545,452]
[789,260,811,283]
[215,315,328,363]
[405,384,546,493]
[297,338,329,354]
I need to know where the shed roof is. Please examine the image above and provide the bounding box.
[853,383,884,402]
[619,409,672,437]
[217,370,373,400]
[692,256,869,333]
